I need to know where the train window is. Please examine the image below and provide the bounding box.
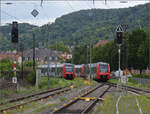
[100,64,108,72]
[65,65,73,72]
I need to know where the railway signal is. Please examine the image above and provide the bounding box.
[11,21,18,43]
[116,25,123,44]
[116,32,123,44]
[11,21,19,87]
[116,25,124,83]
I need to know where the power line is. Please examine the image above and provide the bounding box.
[1,10,23,22]
[65,0,75,11]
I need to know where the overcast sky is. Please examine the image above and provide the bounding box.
[1,1,149,26]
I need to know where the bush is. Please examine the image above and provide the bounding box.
[128,77,137,83]
[25,70,36,85]
[132,74,150,79]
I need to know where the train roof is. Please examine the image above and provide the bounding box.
[38,63,75,69]
[97,62,109,65]
[64,63,74,65]
[38,64,63,68]
[75,65,82,68]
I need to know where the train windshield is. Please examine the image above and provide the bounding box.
[65,65,73,72]
[100,64,108,72]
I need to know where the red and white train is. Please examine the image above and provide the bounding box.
[39,62,110,81]
[39,63,75,80]
[75,62,110,81]
[62,63,75,79]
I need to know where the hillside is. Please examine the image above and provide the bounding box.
[0,3,149,51]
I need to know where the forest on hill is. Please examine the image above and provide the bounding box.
[0,3,149,51]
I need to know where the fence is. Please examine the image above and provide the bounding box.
[132,77,150,85]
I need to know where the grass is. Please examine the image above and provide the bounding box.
[1,90,13,96]
[1,77,97,100]
[108,78,150,90]
[39,77,97,89]
[59,96,67,102]
[0,77,97,109]
[93,94,117,114]
[33,103,57,113]
[94,93,150,114]
[118,94,140,114]
[137,95,150,114]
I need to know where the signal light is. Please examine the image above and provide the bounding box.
[11,21,18,43]
[116,32,123,44]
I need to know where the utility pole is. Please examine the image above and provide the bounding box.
[31,9,39,77]
[86,45,88,79]
[47,39,50,88]
[55,41,58,77]
[71,46,73,64]
[20,43,24,80]
[90,42,92,79]
[72,42,75,64]
[33,33,36,73]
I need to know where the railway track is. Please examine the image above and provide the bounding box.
[106,82,150,98]
[0,85,75,113]
[52,83,111,114]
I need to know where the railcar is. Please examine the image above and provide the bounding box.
[62,63,75,79]
[38,63,75,80]
[91,62,110,81]
[75,65,82,77]
[75,64,86,78]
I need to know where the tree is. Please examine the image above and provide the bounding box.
[49,41,70,53]
[137,35,149,69]
[0,58,13,71]
[128,29,147,69]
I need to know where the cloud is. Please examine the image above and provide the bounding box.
[1,1,149,26]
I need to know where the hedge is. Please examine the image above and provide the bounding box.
[132,74,150,79]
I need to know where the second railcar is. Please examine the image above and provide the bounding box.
[91,62,110,81]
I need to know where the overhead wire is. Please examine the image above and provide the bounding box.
[1,10,24,23]
[65,0,75,11]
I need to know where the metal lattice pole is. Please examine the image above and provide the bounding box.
[20,43,24,80]
[47,39,50,88]
[90,43,92,79]
[86,45,88,79]
[33,33,35,73]
[55,41,58,77]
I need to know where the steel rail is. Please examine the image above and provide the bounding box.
[107,82,150,93]
[106,82,150,99]
[81,85,111,114]
[0,86,69,105]
[0,86,74,112]
[52,83,106,114]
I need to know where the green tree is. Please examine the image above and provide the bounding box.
[0,58,13,71]
[49,41,70,53]
[128,29,147,70]
[137,35,149,69]
[23,60,37,70]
